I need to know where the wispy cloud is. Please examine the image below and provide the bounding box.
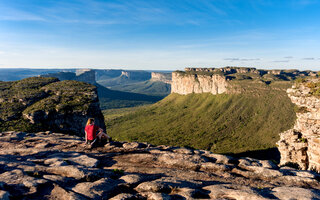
[224,58,260,61]
[284,56,293,59]
[0,7,45,21]
[302,57,315,60]
[273,60,290,63]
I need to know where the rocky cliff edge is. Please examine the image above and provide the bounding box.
[0,131,319,199]
[278,78,320,171]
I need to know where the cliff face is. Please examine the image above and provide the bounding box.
[150,72,172,84]
[0,77,105,135]
[277,79,320,171]
[171,72,229,95]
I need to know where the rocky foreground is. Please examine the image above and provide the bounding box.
[0,132,320,200]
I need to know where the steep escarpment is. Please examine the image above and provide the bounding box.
[0,131,319,199]
[0,77,105,135]
[277,79,320,171]
[172,67,319,95]
[171,72,228,95]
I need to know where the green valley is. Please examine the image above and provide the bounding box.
[106,81,296,155]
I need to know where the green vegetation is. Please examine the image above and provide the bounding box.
[305,81,320,97]
[294,105,308,114]
[110,80,171,97]
[107,81,296,154]
[0,77,58,121]
[103,105,149,122]
[0,77,98,132]
[96,84,162,110]
[23,80,96,114]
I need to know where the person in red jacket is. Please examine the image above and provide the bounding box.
[84,118,110,146]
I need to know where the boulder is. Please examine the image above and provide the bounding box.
[0,190,10,200]
[203,184,269,200]
[109,193,141,200]
[120,174,143,185]
[72,178,120,199]
[46,166,86,179]
[272,186,320,200]
[49,184,87,200]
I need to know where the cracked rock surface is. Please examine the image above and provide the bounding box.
[0,131,320,200]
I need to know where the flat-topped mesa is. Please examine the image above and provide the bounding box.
[120,70,151,81]
[171,71,229,95]
[150,72,172,84]
[172,67,320,95]
[277,78,320,171]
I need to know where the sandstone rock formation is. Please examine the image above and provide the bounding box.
[1,131,319,199]
[171,67,319,95]
[278,79,320,171]
[150,72,172,84]
[171,72,229,95]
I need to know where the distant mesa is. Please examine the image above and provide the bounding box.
[171,67,319,95]
[41,69,96,85]
[151,72,172,84]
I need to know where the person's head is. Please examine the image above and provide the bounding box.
[86,118,95,125]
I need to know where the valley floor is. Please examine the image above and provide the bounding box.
[0,131,320,199]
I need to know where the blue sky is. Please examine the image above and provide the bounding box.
[0,0,319,70]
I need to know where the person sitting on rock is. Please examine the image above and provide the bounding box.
[84,118,111,147]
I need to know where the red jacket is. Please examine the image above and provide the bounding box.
[85,124,99,140]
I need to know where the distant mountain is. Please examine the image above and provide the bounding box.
[0,68,76,81]
[96,70,151,87]
[40,69,162,109]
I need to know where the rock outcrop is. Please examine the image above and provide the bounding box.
[0,131,320,199]
[171,72,229,95]
[277,79,320,171]
[150,72,172,84]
